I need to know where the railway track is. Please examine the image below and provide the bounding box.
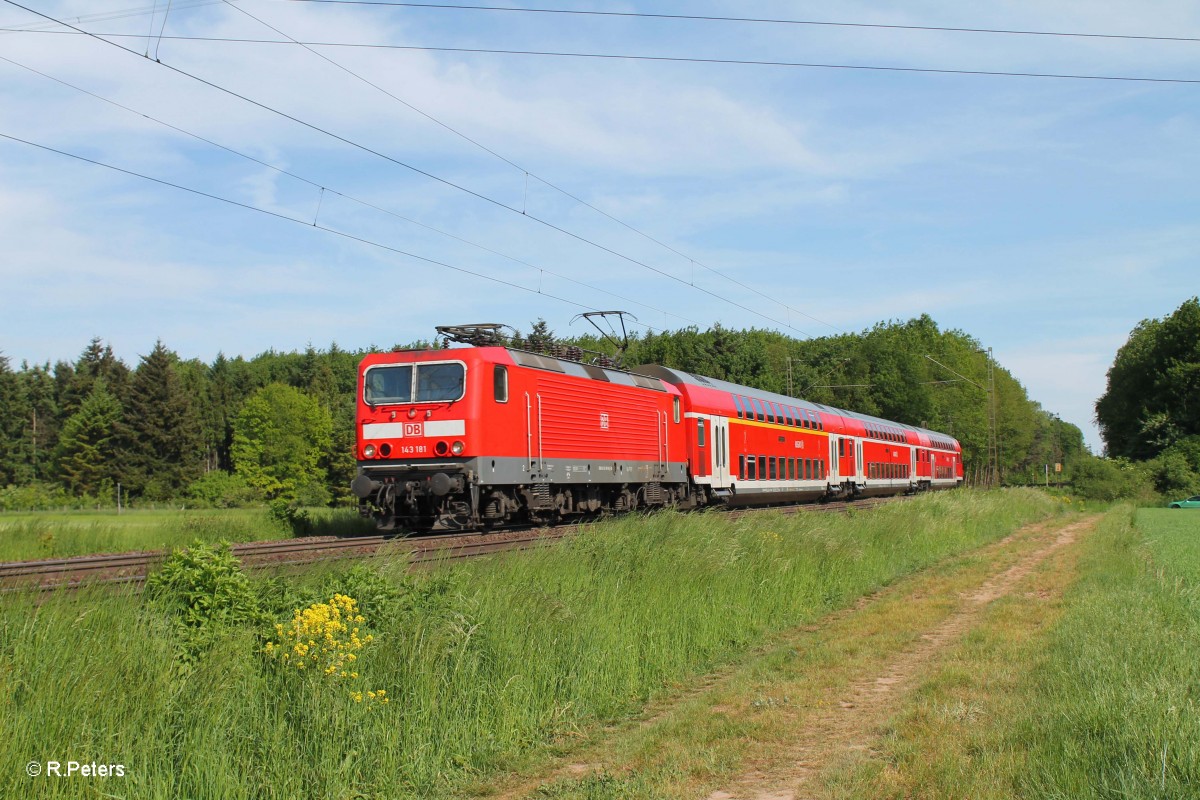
[0,496,904,591]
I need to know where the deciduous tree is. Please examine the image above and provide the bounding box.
[232,383,333,504]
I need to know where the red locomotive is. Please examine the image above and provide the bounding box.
[351,325,963,531]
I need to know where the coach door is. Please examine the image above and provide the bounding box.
[835,436,857,480]
[710,416,730,487]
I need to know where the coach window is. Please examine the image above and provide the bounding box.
[765,402,776,424]
[758,456,767,479]
[738,454,745,479]
[733,395,745,419]
[769,458,777,480]
[697,418,707,447]
[746,456,756,480]
[838,439,845,458]
[493,365,508,403]
[673,396,681,423]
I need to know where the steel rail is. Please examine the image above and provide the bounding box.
[0,495,910,590]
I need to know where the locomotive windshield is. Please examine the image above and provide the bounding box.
[364,362,465,405]
[365,365,412,404]
[416,363,465,401]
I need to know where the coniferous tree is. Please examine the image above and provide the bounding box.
[121,341,205,499]
[60,337,129,416]
[55,380,123,497]
[21,362,60,481]
[0,354,32,485]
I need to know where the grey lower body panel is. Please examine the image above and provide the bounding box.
[358,455,688,486]
[354,455,689,532]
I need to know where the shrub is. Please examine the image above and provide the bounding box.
[1070,455,1154,502]
[269,499,315,536]
[185,471,261,508]
[145,539,262,661]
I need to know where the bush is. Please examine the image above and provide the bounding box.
[1070,455,1154,502]
[269,500,315,537]
[145,539,263,662]
[185,471,261,508]
[0,481,90,511]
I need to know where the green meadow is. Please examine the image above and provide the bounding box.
[0,507,373,562]
[0,490,1060,799]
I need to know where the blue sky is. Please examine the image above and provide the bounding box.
[2,1,1198,453]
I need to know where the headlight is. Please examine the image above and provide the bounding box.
[364,444,377,458]
[451,440,465,455]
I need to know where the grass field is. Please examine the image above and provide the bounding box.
[0,489,1060,799]
[816,505,1200,799]
[0,507,374,561]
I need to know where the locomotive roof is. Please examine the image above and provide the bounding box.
[636,365,958,445]
[502,348,669,392]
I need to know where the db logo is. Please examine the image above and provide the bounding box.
[403,422,423,437]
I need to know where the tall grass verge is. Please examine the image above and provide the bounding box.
[0,489,1058,798]
[0,507,373,561]
[1012,507,1200,798]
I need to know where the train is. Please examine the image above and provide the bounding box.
[351,326,963,532]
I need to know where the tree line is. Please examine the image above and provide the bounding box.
[1088,296,1200,500]
[0,315,1089,511]
[0,338,375,510]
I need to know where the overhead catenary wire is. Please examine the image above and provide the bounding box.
[6,0,1197,44]
[0,129,686,336]
[287,1,1200,45]
[8,13,1195,339]
[8,26,1199,86]
[16,18,1196,336]
[219,0,840,334]
[0,53,698,327]
[2,0,813,337]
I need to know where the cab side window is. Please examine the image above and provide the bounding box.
[493,365,508,403]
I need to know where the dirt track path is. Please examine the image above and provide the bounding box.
[707,515,1096,800]
[491,513,1098,800]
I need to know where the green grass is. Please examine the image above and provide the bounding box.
[0,507,374,561]
[0,489,1059,799]
[828,505,1200,800]
[1010,508,1200,799]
